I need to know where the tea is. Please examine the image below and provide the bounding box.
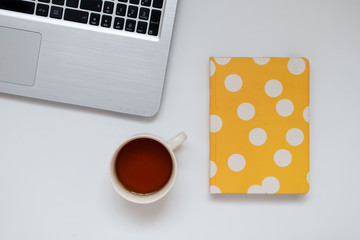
[114,138,173,194]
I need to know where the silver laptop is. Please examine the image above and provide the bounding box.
[0,0,178,117]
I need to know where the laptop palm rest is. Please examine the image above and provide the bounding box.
[0,26,41,86]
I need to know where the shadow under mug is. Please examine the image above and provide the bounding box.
[109,132,187,204]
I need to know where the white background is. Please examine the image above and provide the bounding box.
[1,0,360,239]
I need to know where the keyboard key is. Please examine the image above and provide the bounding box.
[80,0,102,12]
[39,0,51,3]
[150,9,161,24]
[36,4,49,17]
[118,0,127,2]
[115,3,126,16]
[0,0,35,14]
[114,17,124,30]
[152,0,163,8]
[125,19,136,32]
[64,8,88,24]
[127,5,138,18]
[101,15,112,28]
[103,1,114,14]
[52,0,65,5]
[89,13,100,25]
[136,21,147,34]
[130,0,139,4]
[141,0,151,6]
[50,6,63,19]
[148,9,161,36]
[148,24,159,36]
[139,7,149,20]
[66,0,79,8]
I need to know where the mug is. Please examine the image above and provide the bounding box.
[109,132,187,204]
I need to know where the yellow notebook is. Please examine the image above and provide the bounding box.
[209,57,309,194]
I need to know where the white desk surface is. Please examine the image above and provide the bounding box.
[1,0,360,239]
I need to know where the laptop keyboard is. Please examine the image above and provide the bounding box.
[0,0,164,36]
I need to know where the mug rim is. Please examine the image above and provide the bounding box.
[109,134,178,204]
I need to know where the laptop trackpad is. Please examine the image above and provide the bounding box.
[0,26,41,86]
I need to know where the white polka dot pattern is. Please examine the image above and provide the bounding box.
[286,128,304,146]
[303,106,309,123]
[253,57,270,65]
[248,177,280,194]
[210,186,221,194]
[210,60,216,77]
[210,161,217,178]
[225,74,242,92]
[210,115,222,133]
[274,149,292,167]
[249,128,267,146]
[276,99,294,117]
[210,57,309,194]
[228,154,246,172]
[288,58,306,75]
[265,80,283,98]
[237,103,255,121]
[215,57,231,65]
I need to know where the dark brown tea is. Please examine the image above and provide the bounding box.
[114,138,173,194]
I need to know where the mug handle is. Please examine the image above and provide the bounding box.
[167,132,187,151]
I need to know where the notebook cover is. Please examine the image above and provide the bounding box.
[209,57,309,194]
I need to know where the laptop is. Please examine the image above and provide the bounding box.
[0,0,178,117]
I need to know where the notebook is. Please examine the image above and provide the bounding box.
[209,57,309,194]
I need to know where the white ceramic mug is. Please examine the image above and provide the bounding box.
[109,132,187,204]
